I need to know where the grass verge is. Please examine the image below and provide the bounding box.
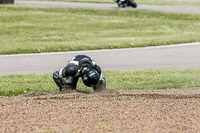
[1,68,200,96]
[1,5,200,54]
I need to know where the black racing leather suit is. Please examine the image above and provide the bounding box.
[53,55,105,92]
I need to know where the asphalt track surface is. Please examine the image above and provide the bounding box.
[15,0,200,14]
[1,2,200,75]
[1,43,200,75]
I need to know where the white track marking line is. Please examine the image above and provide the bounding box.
[0,42,199,57]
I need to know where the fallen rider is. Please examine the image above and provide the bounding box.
[53,55,106,93]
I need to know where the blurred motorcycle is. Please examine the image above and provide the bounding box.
[114,0,137,8]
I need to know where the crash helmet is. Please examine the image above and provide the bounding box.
[81,68,99,87]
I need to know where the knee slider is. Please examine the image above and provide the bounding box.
[53,71,59,79]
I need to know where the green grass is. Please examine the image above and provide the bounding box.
[31,0,200,6]
[1,68,200,96]
[1,5,200,55]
